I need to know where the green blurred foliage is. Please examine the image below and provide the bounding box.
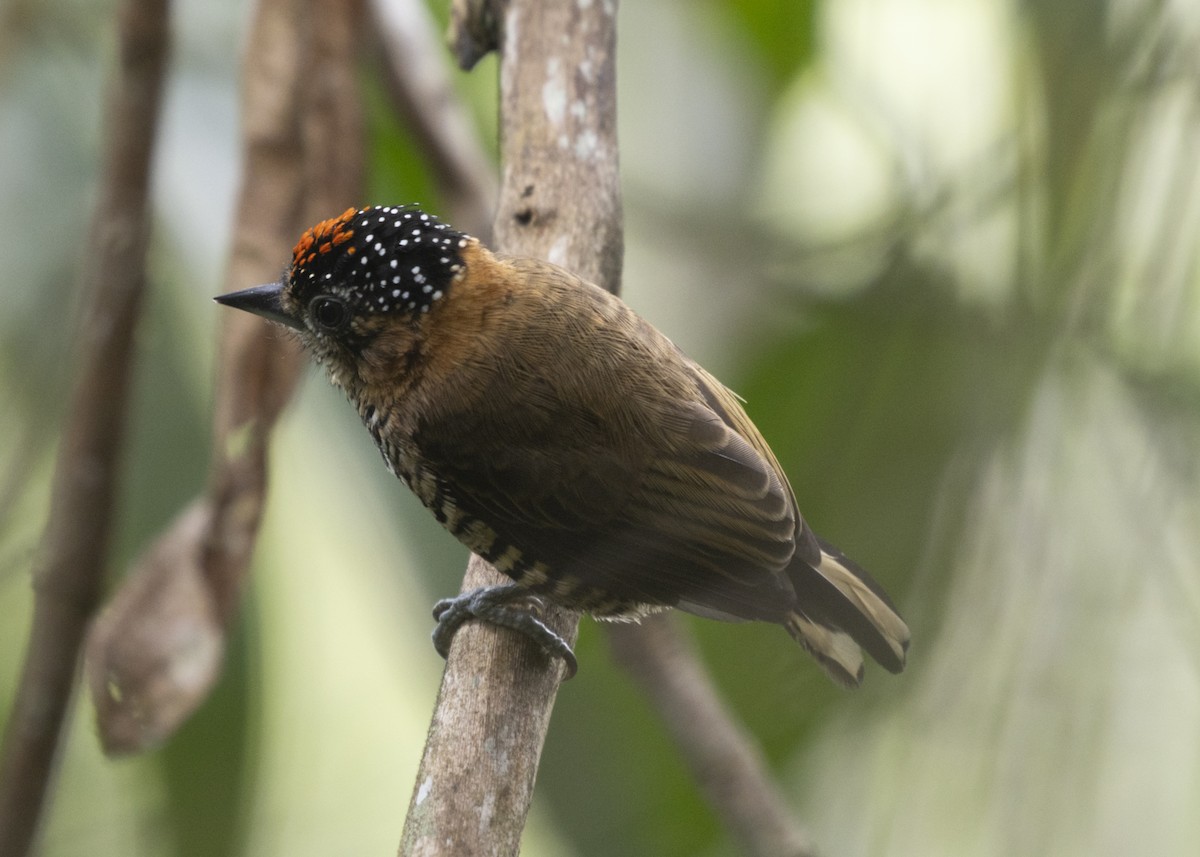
[717,0,816,91]
[3,0,1200,856]
[363,72,441,212]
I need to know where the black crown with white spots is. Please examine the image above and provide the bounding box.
[289,206,468,318]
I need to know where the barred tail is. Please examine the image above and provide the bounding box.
[786,539,910,688]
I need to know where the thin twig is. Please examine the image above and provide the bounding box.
[608,616,817,857]
[84,0,365,755]
[0,0,170,849]
[398,1,621,854]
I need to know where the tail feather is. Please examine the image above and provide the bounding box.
[785,614,865,688]
[787,538,910,682]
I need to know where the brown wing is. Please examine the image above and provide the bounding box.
[412,273,801,619]
[682,360,821,563]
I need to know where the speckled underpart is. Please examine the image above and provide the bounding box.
[288,205,469,316]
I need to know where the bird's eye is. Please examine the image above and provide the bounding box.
[309,296,349,332]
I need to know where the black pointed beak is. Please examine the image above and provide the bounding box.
[214,282,304,331]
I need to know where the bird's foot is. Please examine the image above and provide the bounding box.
[431,584,578,679]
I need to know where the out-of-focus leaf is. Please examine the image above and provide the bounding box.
[797,353,1200,857]
[739,264,1041,589]
[742,4,1200,857]
[363,48,497,213]
[364,74,439,209]
[717,0,816,91]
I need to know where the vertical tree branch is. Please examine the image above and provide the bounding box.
[204,0,364,623]
[399,1,621,854]
[0,0,169,850]
[380,7,818,851]
[84,0,364,756]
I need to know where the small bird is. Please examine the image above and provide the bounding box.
[216,206,909,685]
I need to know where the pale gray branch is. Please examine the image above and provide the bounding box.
[0,0,169,849]
[399,1,621,854]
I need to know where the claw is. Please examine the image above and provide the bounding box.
[431,584,578,679]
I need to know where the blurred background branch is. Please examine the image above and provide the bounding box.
[83,0,364,758]
[608,616,816,857]
[0,0,169,851]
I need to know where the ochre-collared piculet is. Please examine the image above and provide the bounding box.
[216,206,910,685]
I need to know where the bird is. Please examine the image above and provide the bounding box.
[215,205,910,686]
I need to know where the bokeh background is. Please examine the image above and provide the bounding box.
[3,0,1200,854]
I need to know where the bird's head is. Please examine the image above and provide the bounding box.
[216,206,471,391]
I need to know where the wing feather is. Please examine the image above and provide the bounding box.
[412,289,802,619]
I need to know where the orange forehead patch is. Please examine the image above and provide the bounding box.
[291,207,358,269]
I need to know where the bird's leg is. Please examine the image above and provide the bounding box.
[431,584,578,679]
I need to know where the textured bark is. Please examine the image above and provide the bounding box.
[0,0,169,850]
[399,1,622,854]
